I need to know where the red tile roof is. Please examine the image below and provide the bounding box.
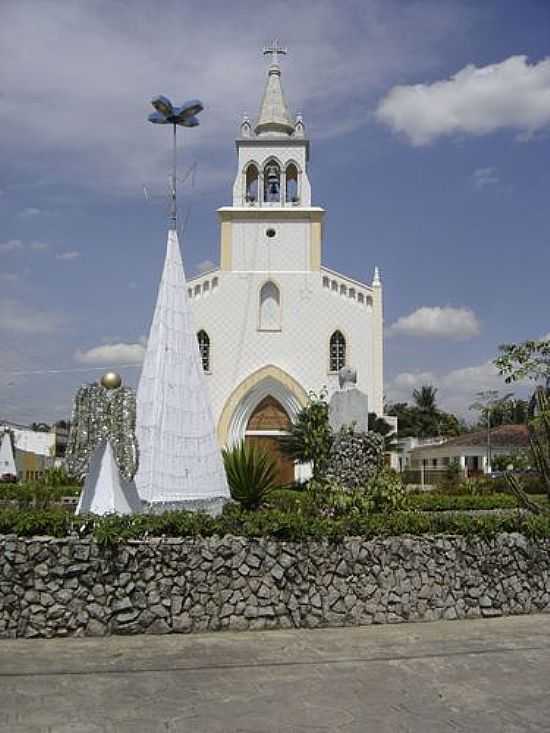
[412,424,529,452]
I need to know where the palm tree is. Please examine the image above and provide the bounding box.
[412,385,438,413]
[411,385,442,438]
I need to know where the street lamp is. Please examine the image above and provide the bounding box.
[148,96,204,226]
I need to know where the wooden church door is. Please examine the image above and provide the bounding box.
[245,396,295,485]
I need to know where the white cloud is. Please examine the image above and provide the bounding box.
[0,298,64,334]
[389,306,480,339]
[0,0,464,192]
[387,360,525,417]
[17,207,42,218]
[376,55,550,145]
[393,371,437,390]
[55,250,80,261]
[473,167,499,190]
[75,342,145,365]
[0,239,24,253]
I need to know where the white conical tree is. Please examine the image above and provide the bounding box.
[76,440,142,516]
[135,229,230,514]
[0,432,17,477]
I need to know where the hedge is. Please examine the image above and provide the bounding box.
[2,506,550,544]
[407,493,522,512]
[271,489,546,513]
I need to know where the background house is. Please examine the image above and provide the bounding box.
[401,424,529,478]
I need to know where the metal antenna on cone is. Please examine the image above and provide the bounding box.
[148,95,204,229]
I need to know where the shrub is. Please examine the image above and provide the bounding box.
[366,468,408,513]
[458,477,493,496]
[435,459,463,493]
[491,451,532,472]
[490,474,544,494]
[0,482,80,509]
[408,492,519,512]
[222,441,279,510]
[3,506,550,542]
[38,467,78,488]
[300,480,372,519]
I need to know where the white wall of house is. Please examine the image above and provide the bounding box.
[0,423,55,458]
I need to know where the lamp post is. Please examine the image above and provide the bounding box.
[148,95,204,226]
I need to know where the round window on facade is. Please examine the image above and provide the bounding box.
[266,228,276,239]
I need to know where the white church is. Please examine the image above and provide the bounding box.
[186,46,384,483]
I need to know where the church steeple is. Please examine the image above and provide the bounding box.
[255,41,295,137]
[231,45,312,208]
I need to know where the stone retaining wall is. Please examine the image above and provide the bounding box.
[1,533,550,638]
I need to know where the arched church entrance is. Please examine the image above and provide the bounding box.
[245,396,295,485]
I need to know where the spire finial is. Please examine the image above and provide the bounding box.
[263,39,287,66]
[373,266,381,287]
[255,42,294,136]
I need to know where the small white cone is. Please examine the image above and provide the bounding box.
[135,229,230,514]
[0,433,17,477]
[76,440,142,516]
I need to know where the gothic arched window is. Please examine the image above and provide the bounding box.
[286,163,299,203]
[264,161,281,203]
[329,330,346,372]
[259,281,281,330]
[197,330,210,372]
[245,164,258,203]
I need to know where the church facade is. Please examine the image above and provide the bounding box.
[187,48,384,481]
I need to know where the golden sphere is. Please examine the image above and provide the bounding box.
[100,371,122,390]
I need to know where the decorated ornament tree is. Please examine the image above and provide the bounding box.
[66,371,141,515]
[134,95,230,514]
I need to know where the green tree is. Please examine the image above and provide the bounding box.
[368,412,398,451]
[386,387,462,439]
[385,402,417,437]
[412,385,438,413]
[495,339,550,386]
[493,340,550,511]
[279,390,332,480]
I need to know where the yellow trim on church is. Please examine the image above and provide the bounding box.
[217,364,308,445]
[220,219,232,270]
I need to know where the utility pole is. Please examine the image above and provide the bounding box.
[470,390,513,474]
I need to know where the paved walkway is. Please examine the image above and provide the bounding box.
[1,615,550,732]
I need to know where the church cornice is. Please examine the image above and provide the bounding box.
[218,206,324,218]
[321,266,375,293]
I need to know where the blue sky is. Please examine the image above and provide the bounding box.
[1,0,549,422]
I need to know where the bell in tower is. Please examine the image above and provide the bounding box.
[265,162,281,202]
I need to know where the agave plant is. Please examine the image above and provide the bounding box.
[222,441,279,510]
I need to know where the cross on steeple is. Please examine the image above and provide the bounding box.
[263,39,287,65]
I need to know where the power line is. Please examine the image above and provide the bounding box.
[5,364,141,378]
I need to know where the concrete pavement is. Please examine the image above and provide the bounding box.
[1,615,550,732]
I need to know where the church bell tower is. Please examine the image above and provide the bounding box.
[218,42,324,273]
